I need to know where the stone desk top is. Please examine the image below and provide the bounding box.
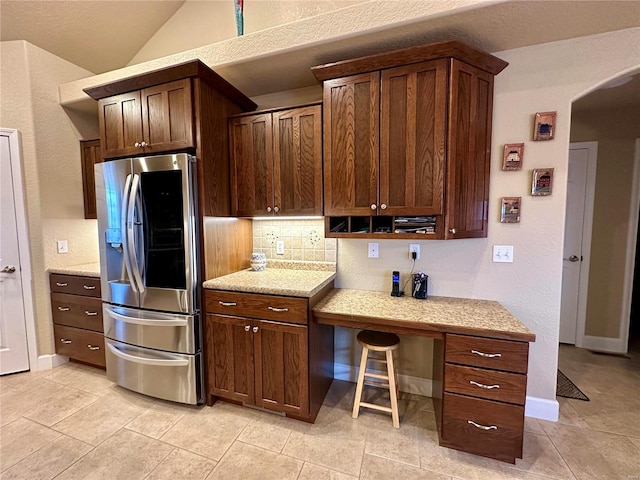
[313,289,535,342]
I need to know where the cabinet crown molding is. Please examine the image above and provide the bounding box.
[311,40,508,81]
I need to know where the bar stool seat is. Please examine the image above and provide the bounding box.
[352,330,400,428]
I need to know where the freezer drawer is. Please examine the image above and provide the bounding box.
[105,339,203,405]
[103,304,198,354]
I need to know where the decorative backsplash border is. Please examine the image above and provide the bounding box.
[252,219,337,263]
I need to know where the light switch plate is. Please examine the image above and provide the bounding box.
[57,240,68,254]
[276,240,285,255]
[493,245,514,263]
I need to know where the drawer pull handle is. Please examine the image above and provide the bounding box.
[85,311,98,316]
[60,338,72,344]
[252,326,259,333]
[244,325,250,332]
[57,306,70,312]
[218,301,237,307]
[471,350,502,358]
[56,282,68,287]
[268,306,289,312]
[470,380,500,390]
[83,285,96,290]
[87,345,100,351]
[467,420,498,431]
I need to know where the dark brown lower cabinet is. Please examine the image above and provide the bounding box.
[204,286,333,422]
[50,273,105,368]
[433,333,529,464]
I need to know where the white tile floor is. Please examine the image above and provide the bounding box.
[1,343,639,479]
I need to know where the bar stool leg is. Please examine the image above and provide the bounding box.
[386,349,400,428]
[352,345,369,419]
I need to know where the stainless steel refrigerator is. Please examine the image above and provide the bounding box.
[95,153,203,405]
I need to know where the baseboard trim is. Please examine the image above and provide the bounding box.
[334,362,432,397]
[36,354,68,371]
[525,395,559,421]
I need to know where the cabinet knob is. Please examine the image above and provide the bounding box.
[267,206,272,213]
[252,326,259,333]
[380,204,387,210]
[449,228,457,234]
[134,142,141,148]
[273,206,279,213]
[370,204,377,210]
[140,142,147,148]
[244,325,250,332]
[87,345,100,351]
[60,338,72,344]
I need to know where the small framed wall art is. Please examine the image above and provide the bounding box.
[500,197,521,223]
[533,111,557,141]
[502,143,524,171]
[531,168,554,196]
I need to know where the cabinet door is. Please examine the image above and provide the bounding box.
[323,72,380,216]
[273,105,323,216]
[445,60,494,239]
[98,91,143,158]
[80,139,102,219]
[205,314,255,404]
[380,60,446,216]
[229,113,274,216]
[254,320,308,416]
[141,79,194,154]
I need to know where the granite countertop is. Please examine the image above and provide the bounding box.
[203,265,336,298]
[48,262,101,277]
[313,289,535,342]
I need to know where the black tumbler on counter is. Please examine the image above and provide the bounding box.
[412,272,428,299]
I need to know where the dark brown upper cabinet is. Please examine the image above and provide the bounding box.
[313,40,507,239]
[84,60,258,218]
[229,103,323,217]
[80,139,102,219]
[97,79,193,159]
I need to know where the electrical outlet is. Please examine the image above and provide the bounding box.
[493,245,514,263]
[368,242,379,258]
[57,240,68,254]
[409,244,420,259]
[276,240,285,255]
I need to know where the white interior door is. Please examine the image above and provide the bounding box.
[560,142,597,345]
[0,132,30,374]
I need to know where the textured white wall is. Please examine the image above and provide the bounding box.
[336,28,640,403]
[129,0,365,66]
[0,40,99,356]
[571,105,640,338]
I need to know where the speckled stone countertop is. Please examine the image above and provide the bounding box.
[203,267,336,298]
[48,262,101,277]
[313,289,535,342]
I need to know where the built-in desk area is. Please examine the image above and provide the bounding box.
[313,289,535,464]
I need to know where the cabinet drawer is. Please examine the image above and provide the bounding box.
[51,293,103,332]
[442,392,524,462]
[50,274,101,297]
[53,325,106,368]
[444,364,526,405]
[205,290,308,325]
[445,334,528,374]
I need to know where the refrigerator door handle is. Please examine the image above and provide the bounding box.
[121,174,137,293]
[104,305,189,327]
[127,174,145,293]
[107,342,189,367]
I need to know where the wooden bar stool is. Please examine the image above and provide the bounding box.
[352,330,400,428]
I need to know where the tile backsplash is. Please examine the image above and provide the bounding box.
[252,219,337,262]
